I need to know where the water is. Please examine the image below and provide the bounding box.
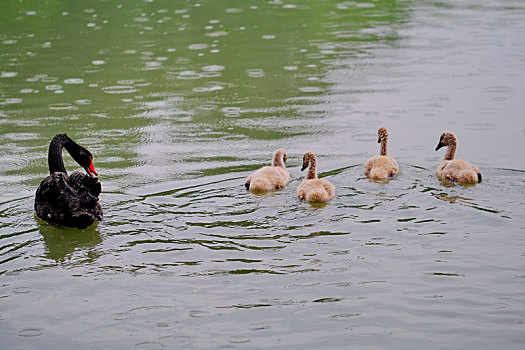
[1,0,525,348]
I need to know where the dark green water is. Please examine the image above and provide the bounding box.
[1,0,525,348]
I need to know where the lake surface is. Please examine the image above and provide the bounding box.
[1,0,525,348]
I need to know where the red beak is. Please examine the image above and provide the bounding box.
[86,158,98,178]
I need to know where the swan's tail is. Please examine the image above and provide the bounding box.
[369,168,389,180]
[305,189,329,202]
[457,170,480,183]
[249,178,273,192]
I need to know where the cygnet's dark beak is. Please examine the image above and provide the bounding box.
[301,165,307,171]
[435,142,444,151]
[377,138,381,143]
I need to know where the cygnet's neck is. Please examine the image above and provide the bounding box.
[380,138,388,156]
[306,161,317,180]
[444,141,456,161]
[272,151,286,168]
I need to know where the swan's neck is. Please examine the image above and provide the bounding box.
[306,161,317,180]
[48,134,70,174]
[444,141,456,161]
[272,152,285,168]
[380,139,387,156]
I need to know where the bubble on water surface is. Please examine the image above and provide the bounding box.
[41,76,58,83]
[222,107,242,117]
[1,72,18,78]
[229,335,250,344]
[144,61,162,68]
[158,335,192,347]
[102,86,138,94]
[64,78,84,84]
[205,31,228,38]
[2,98,22,104]
[197,104,217,111]
[19,328,42,337]
[188,43,209,50]
[92,60,106,65]
[118,80,137,85]
[201,65,224,72]
[45,85,62,91]
[299,86,322,93]
[193,85,225,92]
[175,70,202,80]
[337,2,375,10]
[48,103,77,110]
[246,69,265,78]
[20,88,34,94]
[225,8,243,14]
[26,75,40,82]
[189,310,209,318]
[140,51,153,58]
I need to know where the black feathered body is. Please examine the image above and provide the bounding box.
[35,134,103,228]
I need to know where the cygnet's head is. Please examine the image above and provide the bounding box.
[435,131,456,151]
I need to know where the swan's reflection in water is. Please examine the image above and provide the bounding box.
[432,192,472,204]
[431,191,501,214]
[38,221,102,262]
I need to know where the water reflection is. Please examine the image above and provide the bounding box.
[431,192,472,204]
[38,222,102,262]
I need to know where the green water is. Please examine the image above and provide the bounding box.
[1,0,525,349]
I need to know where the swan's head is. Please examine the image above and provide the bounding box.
[63,134,98,178]
[301,152,316,171]
[435,131,456,151]
[73,147,98,178]
[378,127,388,143]
[85,157,98,178]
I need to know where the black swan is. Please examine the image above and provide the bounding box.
[35,134,103,228]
